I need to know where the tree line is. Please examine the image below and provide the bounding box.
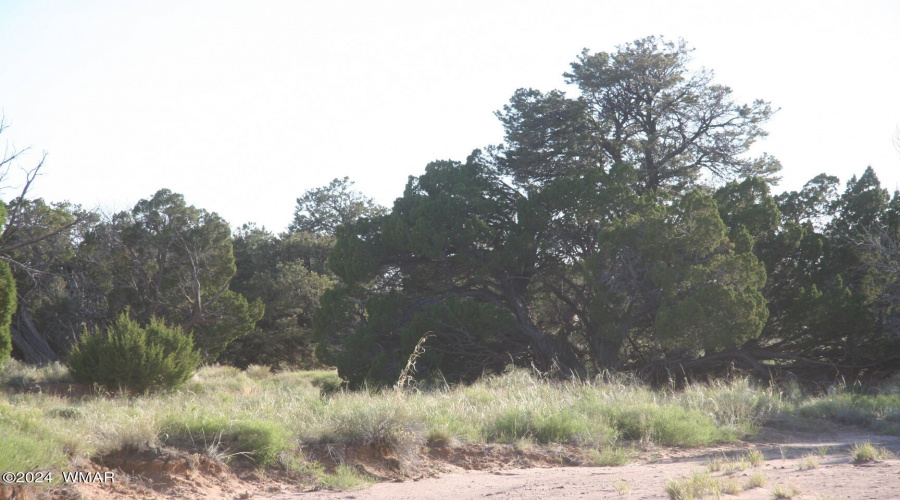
[2,37,899,388]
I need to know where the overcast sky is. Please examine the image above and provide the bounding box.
[1,1,898,232]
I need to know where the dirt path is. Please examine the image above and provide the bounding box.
[267,429,900,500]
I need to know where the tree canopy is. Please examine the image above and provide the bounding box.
[315,37,899,387]
[3,37,899,389]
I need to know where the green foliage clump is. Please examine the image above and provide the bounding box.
[160,414,291,466]
[67,312,201,393]
[0,202,16,368]
[484,408,615,445]
[604,404,735,446]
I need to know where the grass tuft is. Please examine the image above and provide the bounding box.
[160,414,291,466]
[319,464,374,490]
[798,454,819,470]
[664,470,720,500]
[613,478,631,496]
[850,441,892,463]
[772,483,801,499]
[746,448,765,466]
[584,446,630,466]
[745,471,768,489]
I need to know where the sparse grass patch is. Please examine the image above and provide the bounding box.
[720,477,742,495]
[664,470,720,499]
[746,448,765,466]
[772,482,801,499]
[851,441,892,463]
[319,464,374,490]
[798,453,819,470]
[723,457,751,474]
[705,455,723,472]
[613,478,631,496]
[708,450,763,475]
[798,393,900,435]
[0,359,72,386]
[584,446,630,466]
[745,471,768,489]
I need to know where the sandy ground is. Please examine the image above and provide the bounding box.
[266,428,900,500]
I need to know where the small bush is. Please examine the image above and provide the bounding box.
[67,313,201,394]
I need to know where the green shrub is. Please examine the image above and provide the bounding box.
[67,312,201,394]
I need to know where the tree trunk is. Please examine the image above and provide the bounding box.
[502,282,585,378]
[10,303,57,363]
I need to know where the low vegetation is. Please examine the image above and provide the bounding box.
[0,363,781,488]
[850,441,893,463]
[3,361,900,494]
[798,391,900,435]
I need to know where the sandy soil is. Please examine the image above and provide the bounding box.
[20,424,900,500]
[268,427,900,500]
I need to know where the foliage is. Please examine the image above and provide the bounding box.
[160,414,291,466]
[290,176,387,236]
[494,36,776,192]
[66,312,201,393]
[321,156,769,384]
[221,225,338,368]
[3,200,96,362]
[77,189,263,359]
[0,202,16,367]
[221,177,386,369]
[315,36,784,385]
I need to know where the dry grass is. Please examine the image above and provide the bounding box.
[1,363,784,488]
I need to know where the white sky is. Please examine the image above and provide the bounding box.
[1,0,898,232]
